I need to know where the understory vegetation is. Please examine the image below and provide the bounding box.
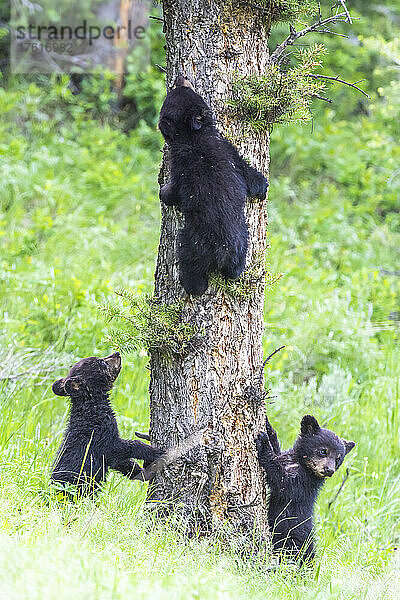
[0,1,399,598]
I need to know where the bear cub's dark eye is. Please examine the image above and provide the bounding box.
[317,448,328,457]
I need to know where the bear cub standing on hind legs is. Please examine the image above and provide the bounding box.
[256,415,355,564]
[51,352,163,496]
[158,75,269,296]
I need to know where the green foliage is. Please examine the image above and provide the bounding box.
[267,0,318,23]
[210,254,282,299]
[100,290,199,357]
[71,68,119,122]
[265,33,400,387]
[121,16,166,130]
[1,71,120,125]
[0,80,161,352]
[268,1,400,121]
[228,45,326,128]
[0,0,10,79]
[235,1,396,129]
[0,3,400,598]
[122,64,166,132]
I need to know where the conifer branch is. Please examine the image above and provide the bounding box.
[338,0,352,24]
[312,93,332,103]
[306,74,370,98]
[270,10,350,65]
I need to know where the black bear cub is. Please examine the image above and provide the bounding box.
[51,352,163,496]
[256,415,355,564]
[158,76,268,296]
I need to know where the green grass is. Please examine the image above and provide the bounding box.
[0,70,399,598]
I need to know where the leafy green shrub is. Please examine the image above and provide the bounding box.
[71,67,119,122]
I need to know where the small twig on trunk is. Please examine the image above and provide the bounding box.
[155,64,167,73]
[312,93,332,103]
[328,468,350,509]
[270,12,348,64]
[306,73,370,97]
[149,15,164,22]
[258,346,285,387]
[262,346,285,369]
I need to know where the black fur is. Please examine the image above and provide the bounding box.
[158,76,268,296]
[256,415,355,564]
[51,352,163,496]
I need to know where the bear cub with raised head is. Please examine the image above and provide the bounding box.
[256,415,355,564]
[158,75,268,296]
[51,352,163,496]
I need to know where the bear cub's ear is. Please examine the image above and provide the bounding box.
[64,377,83,395]
[301,415,320,435]
[52,378,69,396]
[190,114,203,130]
[343,439,356,455]
[52,376,83,397]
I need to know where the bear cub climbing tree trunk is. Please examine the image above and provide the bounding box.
[149,0,271,538]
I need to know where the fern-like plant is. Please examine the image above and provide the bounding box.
[227,45,326,129]
[100,289,199,358]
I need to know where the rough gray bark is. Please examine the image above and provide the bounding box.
[149,0,271,539]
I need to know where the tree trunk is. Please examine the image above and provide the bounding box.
[149,0,271,540]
